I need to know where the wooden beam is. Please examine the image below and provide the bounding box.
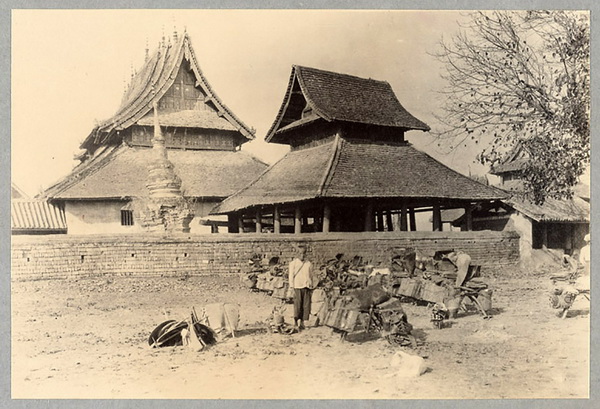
[409,208,417,231]
[323,204,331,233]
[400,203,408,231]
[294,207,302,234]
[255,209,262,233]
[274,206,281,234]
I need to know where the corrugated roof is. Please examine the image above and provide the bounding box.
[82,33,254,149]
[43,144,268,200]
[506,195,590,223]
[11,200,67,232]
[212,138,506,214]
[266,66,430,143]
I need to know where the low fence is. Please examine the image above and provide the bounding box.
[11,231,520,281]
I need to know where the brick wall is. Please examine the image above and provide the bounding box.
[11,231,520,281]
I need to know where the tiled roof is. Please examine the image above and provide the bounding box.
[490,158,528,174]
[43,144,268,200]
[135,110,237,131]
[506,195,590,223]
[266,66,430,143]
[82,33,254,149]
[212,138,506,214]
[212,141,337,213]
[323,139,506,199]
[11,200,67,232]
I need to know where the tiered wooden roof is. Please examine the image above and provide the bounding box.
[266,65,430,144]
[212,137,506,214]
[82,32,254,151]
[44,32,267,202]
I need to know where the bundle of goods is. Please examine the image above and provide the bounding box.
[323,284,417,346]
[148,308,218,349]
[550,286,579,319]
[242,255,292,300]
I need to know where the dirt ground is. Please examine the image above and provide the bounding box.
[11,264,589,399]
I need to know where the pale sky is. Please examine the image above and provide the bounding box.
[12,9,477,197]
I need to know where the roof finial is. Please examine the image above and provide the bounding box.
[145,37,149,61]
[130,62,134,79]
[161,25,166,46]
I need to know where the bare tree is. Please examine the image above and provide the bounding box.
[432,11,590,204]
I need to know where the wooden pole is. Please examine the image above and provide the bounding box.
[228,213,239,233]
[237,213,244,233]
[409,208,417,231]
[323,204,331,233]
[294,207,302,234]
[255,209,262,233]
[364,201,374,232]
[432,204,442,231]
[386,211,394,232]
[541,223,548,249]
[376,211,384,232]
[400,203,408,231]
[274,206,281,234]
[465,204,473,231]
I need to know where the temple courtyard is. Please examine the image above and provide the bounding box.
[11,263,588,399]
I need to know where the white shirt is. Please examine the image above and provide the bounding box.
[289,258,313,289]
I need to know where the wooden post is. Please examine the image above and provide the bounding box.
[409,208,417,231]
[274,206,281,234]
[255,209,262,233]
[376,211,384,232]
[237,213,244,233]
[228,213,239,233]
[294,207,302,234]
[432,204,442,231]
[465,204,473,231]
[365,201,374,232]
[541,223,548,249]
[400,203,408,231]
[323,204,331,233]
[386,211,393,232]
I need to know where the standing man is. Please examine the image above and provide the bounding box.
[446,250,472,287]
[289,244,314,330]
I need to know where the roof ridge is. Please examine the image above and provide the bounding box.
[317,134,342,196]
[294,65,389,85]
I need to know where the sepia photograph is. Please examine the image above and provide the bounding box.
[9,7,591,400]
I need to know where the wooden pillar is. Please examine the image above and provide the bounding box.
[386,211,394,232]
[365,201,374,231]
[376,211,384,232]
[409,208,417,231]
[255,209,262,233]
[565,224,573,252]
[432,204,442,232]
[323,204,331,233]
[464,204,473,231]
[274,206,281,234]
[227,213,239,233]
[400,203,408,231]
[238,213,244,233]
[541,223,548,249]
[294,207,302,234]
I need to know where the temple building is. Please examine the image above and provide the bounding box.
[42,32,267,234]
[211,65,506,233]
[444,144,590,259]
